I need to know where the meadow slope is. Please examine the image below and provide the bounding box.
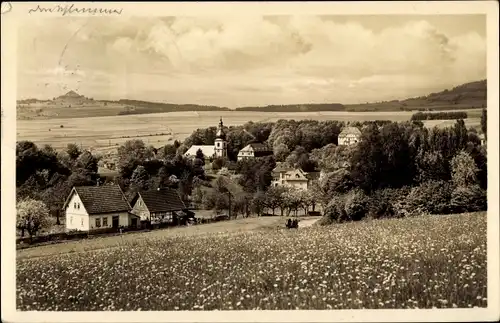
[17,212,487,310]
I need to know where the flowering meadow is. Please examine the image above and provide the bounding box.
[16,212,487,310]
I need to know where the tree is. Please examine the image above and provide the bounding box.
[481,108,487,139]
[273,143,290,162]
[195,149,205,165]
[76,151,99,173]
[66,143,81,160]
[251,191,266,217]
[117,140,153,178]
[16,199,50,240]
[451,150,479,187]
[130,165,150,191]
[350,124,384,192]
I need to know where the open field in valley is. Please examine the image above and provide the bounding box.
[16,109,482,152]
[17,212,487,310]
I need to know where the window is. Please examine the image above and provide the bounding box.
[102,217,108,227]
[77,203,80,209]
[74,202,77,209]
[217,142,220,147]
[95,218,101,228]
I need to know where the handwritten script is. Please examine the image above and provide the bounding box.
[29,4,123,16]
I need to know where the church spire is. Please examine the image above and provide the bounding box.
[216,117,226,140]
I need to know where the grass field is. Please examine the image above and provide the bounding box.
[16,109,482,152]
[16,212,486,310]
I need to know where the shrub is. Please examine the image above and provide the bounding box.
[343,188,369,221]
[450,185,487,213]
[396,181,453,217]
[324,189,369,223]
[367,187,411,219]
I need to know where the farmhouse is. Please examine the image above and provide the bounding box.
[271,164,313,190]
[130,188,187,226]
[63,185,138,232]
[338,126,361,146]
[184,118,227,160]
[237,143,273,161]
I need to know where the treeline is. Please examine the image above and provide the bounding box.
[115,99,230,115]
[236,103,345,112]
[411,111,468,121]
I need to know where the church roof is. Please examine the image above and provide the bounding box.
[184,145,215,157]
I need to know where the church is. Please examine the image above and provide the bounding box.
[183,118,227,160]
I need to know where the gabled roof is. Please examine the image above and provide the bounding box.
[339,126,361,137]
[184,145,215,157]
[131,188,186,213]
[63,185,131,214]
[239,143,272,154]
[284,168,309,181]
[272,162,294,173]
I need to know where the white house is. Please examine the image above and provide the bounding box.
[338,126,362,146]
[184,118,227,160]
[271,165,312,190]
[237,143,273,161]
[63,185,139,232]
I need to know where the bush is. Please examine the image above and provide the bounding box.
[395,181,453,217]
[324,189,369,223]
[367,187,411,219]
[450,185,487,213]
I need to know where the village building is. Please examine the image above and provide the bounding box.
[479,133,486,146]
[271,164,317,190]
[338,126,362,146]
[63,185,139,232]
[130,188,187,226]
[184,118,227,160]
[237,143,273,161]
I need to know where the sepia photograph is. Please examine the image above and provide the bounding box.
[1,1,499,322]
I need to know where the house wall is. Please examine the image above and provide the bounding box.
[150,211,175,224]
[131,196,151,221]
[88,212,130,230]
[237,147,254,161]
[65,192,90,231]
[288,181,309,190]
[339,134,360,146]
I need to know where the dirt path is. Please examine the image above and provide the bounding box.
[299,218,321,228]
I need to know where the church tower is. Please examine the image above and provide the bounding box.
[214,117,227,158]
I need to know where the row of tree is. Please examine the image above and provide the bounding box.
[410,111,468,121]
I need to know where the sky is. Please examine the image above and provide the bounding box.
[17,15,486,108]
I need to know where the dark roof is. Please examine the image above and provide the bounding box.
[133,188,186,213]
[65,185,131,214]
[248,143,272,152]
[273,162,293,173]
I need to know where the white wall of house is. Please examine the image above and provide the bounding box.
[339,134,360,146]
[88,212,131,230]
[287,181,309,190]
[237,146,255,161]
[65,192,90,231]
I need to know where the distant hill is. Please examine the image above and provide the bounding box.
[345,80,486,112]
[16,80,486,119]
[114,99,230,115]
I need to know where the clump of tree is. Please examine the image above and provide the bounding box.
[410,111,467,121]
